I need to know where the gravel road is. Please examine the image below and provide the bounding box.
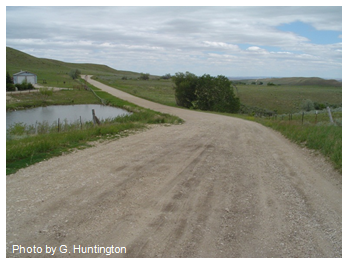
[6,76,342,258]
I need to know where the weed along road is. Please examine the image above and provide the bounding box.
[6,75,341,258]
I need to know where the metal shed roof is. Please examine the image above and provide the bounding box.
[13,71,37,76]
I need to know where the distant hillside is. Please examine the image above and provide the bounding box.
[236,77,341,87]
[6,47,146,86]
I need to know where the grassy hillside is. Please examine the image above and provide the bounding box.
[6,47,146,88]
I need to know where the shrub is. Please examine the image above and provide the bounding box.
[69,69,81,80]
[6,83,16,91]
[301,99,314,111]
[161,73,171,79]
[139,73,150,80]
[14,81,35,91]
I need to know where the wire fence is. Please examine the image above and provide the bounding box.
[257,107,342,126]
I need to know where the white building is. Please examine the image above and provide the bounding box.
[13,71,37,85]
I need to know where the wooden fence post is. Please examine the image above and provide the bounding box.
[327,106,334,124]
[92,109,96,125]
[92,109,101,125]
[302,112,304,125]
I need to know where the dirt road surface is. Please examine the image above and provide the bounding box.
[6,76,342,258]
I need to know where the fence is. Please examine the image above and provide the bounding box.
[7,110,103,140]
[257,107,342,126]
[87,87,107,105]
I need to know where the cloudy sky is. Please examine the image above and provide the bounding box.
[6,5,343,79]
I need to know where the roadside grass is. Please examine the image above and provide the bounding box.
[254,118,342,171]
[215,109,342,171]
[6,83,183,175]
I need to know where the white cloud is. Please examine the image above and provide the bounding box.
[6,6,342,78]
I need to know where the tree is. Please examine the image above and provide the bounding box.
[6,71,13,84]
[173,72,240,113]
[172,72,198,108]
[195,74,240,113]
[6,71,15,91]
[69,69,81,80]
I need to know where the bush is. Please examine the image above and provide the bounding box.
[6,83,16,91]
[314,102,326,110]
[161,73,171,79]
[69,69,81,80]
[301,99,314,111]
[14,81,35,91]
[139,73,150,80]
[15,83,24,90]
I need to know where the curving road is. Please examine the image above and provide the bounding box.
[6,76,342,257]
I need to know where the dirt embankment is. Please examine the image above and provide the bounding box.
[6,76,341,257]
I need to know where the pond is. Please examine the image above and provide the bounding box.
[6,104,131,129]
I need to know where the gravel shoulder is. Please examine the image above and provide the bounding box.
[6,76,342,257]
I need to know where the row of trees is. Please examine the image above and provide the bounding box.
[173,72,240,113]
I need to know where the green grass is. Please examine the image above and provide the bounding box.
[255,118,342,171]
[236,84,342,114]
[6,87,101,111]
[93,75,177,107]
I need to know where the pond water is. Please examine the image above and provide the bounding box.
[6,104,131,129]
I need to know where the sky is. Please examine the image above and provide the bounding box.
[5,4,343,79]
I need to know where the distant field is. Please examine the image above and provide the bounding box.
[236,84,342,114]
[238,77,341,87]
[94,75,177,107]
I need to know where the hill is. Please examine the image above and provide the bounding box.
[236,77,342,87]
[6,47,145,87]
